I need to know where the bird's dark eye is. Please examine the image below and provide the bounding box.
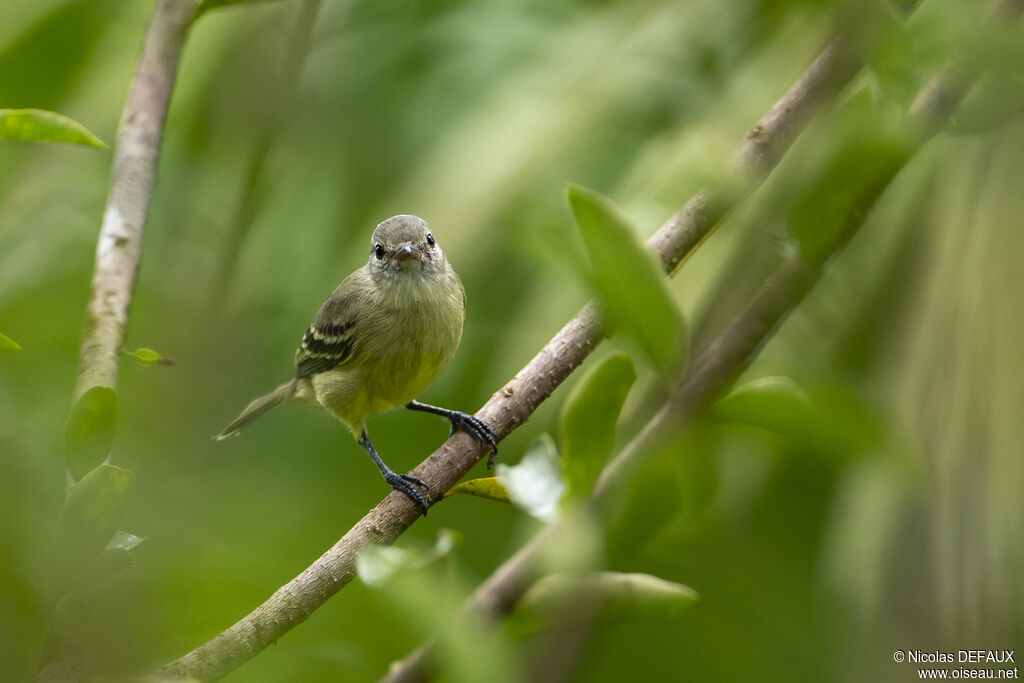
[374,244,385,260]
[426,233,435,246]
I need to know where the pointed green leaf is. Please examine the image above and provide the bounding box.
[123,346,174,366]
[715,378,880,456]
[65,386,118,481]
[559,352,636,499]
[713,376,819,437]
[713,375,837,450]
[716,378,884,458]
[0,109,108,149]
[567,185,687,372]
[496,435,565,522]
[58,464,134,561]
[0,332,20,351]
[444,477,512,504]
[522,571,698,618]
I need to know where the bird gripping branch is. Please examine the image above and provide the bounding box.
[217,215,497,514]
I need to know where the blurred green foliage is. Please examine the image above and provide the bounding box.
[497,434,565,523]
[54,465,134,591]
[64,386,118,482]
[569,187,688,371]
[2,0,1023,681]
[559,352,636,499]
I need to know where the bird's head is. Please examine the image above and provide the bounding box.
[367,215,445,280]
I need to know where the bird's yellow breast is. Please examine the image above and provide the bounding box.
[311,271,464,434]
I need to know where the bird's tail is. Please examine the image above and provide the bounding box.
[216,378,299,440]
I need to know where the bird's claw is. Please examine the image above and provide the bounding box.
[385,472,430,515]
[447,412,498,468]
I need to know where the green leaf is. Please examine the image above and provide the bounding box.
[713,377,877,456]
[444,477,511,504]
[496,435,565,522]
[64,386,118,482]
[559,352,636,499]
[0,108,108,149]
[57,464,134,562]
[567,185,687,372]
[522,571,698,618]
[123,346,175,366]
[712,376,819,437]
[0,332,21,351]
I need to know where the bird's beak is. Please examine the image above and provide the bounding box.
[389,243,429,265]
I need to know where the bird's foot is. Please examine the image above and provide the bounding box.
[384,472,430,515]
[447,412,498,468]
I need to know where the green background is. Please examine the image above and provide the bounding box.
[1,0,1022,681]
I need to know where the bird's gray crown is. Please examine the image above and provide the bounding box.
[372,215,431,247]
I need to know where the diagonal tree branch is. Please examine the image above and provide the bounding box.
[155,18,898,683]
[378,4,1023,680]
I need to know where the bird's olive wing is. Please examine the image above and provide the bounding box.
[294,288,359,378]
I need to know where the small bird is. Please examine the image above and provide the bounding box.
[217,215,496,514]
